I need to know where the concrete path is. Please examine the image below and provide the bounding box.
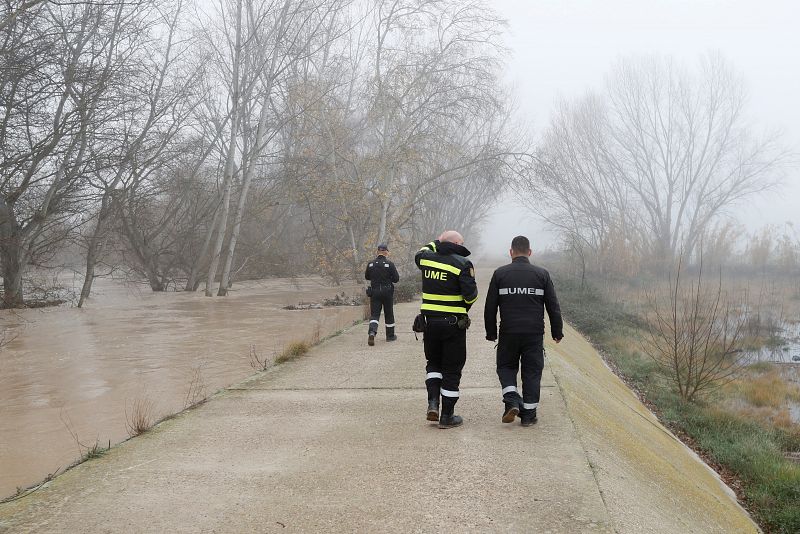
[0,299,758,533]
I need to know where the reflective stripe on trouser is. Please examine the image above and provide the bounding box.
[368,292,395,336]
[423,320,466,414]
[496,333,544,412]
[425,372,442,402]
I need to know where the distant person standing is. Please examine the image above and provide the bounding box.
[365,244,400,346]
[484,236,563,426]
[415,230,478,429]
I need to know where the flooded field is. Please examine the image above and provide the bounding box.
[0,277,364,498]
[745,321,800,364]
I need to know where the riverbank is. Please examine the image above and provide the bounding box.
[0,276,363,498]
[555,275,800,533]
[0,297,757,532]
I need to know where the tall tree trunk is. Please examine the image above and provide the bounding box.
[347,223,360,281]
[1,250,24,308]
[0,201,24,308]
[218,43,280,296]
[78,231,100,308]
[217,168,254,295]
[205,168,235,296]
[205,0,243,297]
[78,193,115,307]
[145,257,165,291]
[376,199,389,246]
[185,205,220,291]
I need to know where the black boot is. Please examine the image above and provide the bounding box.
[438,397,461,428]
[438,413,463,429]
[386,326,397,341]
[520,408,538,427]
[426,399,439,421]
[386,334,397,342]
[368,334,375,346]
[502,402,520,423]
[501,392,521,423]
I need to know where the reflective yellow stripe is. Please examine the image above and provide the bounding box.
[428,241,437,252]
[423,292,464,302]
[419,259,461,275]
[464,294,479,304]
[421,303,468,314]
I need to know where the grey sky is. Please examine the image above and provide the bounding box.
[480,0,800,253]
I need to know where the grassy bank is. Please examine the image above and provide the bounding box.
[555,276,800,534]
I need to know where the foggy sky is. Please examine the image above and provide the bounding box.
[480,0,800,254]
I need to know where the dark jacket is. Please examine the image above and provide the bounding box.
[414,240,478,316]
[365,255,399,288]
[484,256,563,340]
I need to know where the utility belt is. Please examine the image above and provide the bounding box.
[413,313,470,332]
[366,283,393,297]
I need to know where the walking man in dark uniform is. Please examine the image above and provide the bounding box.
[415,230,478,429]
[484,236,563,426]
[365,243,400,346]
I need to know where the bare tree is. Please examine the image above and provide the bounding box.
[0,1,146,306]
[77,0,201,305]
[0,0,516,298]
[282,0,513,280]
[517,54,787,275]
[195,0,350,295]
[642,255,749,401]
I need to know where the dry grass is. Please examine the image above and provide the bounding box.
[183,364,207,409]
[729,370,800,409]
[125,398,155,437]
[723,368,800,433]
[251,321,327,371]
[772,408,796,430]
[310,319,321,345]
[274,341,310,364]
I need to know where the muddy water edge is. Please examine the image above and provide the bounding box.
[0,277,364,498]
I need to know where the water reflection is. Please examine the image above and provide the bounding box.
[744,320,800,364]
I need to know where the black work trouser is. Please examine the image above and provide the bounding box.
[423,317,467,415]
[496,333,544,414]
[368,287,395,337]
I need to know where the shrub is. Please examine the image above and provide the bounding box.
[125,398,155,437]
[275,341,309,364]
[393,275,421,303]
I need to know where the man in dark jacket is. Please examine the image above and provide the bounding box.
[484,235,563,426]
[365,243,400,346]
[415,230,478,429]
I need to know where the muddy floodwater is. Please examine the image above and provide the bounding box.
[0,277,364,498]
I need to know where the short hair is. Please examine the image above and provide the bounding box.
[511,235,530,254]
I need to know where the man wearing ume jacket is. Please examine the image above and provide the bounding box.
[484,235,563,426]
[415,230,479,429]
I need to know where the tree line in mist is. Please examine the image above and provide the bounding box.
[0,0,515,308]
[516,54,792,280]
[1,2,793,310]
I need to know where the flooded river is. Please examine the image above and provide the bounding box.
[0,277,363,498]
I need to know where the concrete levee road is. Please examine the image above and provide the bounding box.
[0,295,758,533]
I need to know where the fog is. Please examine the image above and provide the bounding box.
[481,0,800,253]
